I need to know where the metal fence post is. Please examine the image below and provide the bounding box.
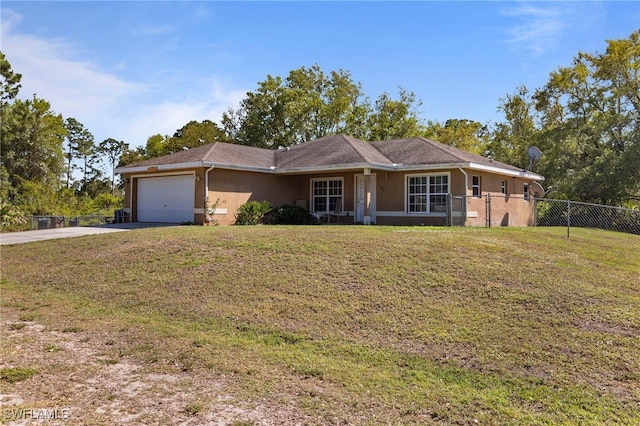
[567,200,571,238]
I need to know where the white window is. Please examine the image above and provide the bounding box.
[524,183,530,201]
[501,180,507,195]
[312,179,343,212]
[407,174,449,213]
[472,175,481,197]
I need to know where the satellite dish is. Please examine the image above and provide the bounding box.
[526,146,543,171]
[529,181,545,198]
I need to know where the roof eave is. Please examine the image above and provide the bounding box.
[115,161,276,175]
[114,159,544,181]
[115,161,206,174]
[394,162,466,171]
[467,162,545,180]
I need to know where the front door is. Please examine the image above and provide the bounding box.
[356,174,376,224]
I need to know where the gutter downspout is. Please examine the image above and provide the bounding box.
[128,177,133,223]
[458,167,469,226]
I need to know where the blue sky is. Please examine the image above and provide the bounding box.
[2,1,638,149]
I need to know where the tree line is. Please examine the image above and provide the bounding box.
[2,30,638,229]
[1,52,127,227]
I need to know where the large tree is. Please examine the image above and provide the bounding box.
[533,30,639,205]
[365,88,423,141]
[486,85,540,170]
[1,53,68,219]
[486,31,639,206]
[422,119,489,155]
[221,65,423,147]
[64,118,95,189]
[98,138,127,195]
[1,95,66,208]
[167,119,227,152]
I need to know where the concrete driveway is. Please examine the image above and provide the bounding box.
[0,223,176,245]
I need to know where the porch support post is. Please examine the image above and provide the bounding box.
[363,168,371,225]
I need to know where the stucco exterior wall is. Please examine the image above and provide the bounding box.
[463,173,537,227]
[123,166,539,227]
[373,168,464,226]
[207,169,305,225]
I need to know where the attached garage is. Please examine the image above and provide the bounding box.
[136,175,195,223]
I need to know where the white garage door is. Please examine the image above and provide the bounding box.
[137,175,195,223]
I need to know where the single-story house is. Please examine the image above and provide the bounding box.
[114,134,544,226]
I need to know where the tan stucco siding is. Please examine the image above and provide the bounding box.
[464,174,537,227]
[207,169,304,225]
[375,171,404,212]
[374,169,460,225]
[373,169,538,227]
[123,166,539,227]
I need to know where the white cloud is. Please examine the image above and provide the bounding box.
[1,8,245,149]
[502,3,570,54]
[1,8,145,132]
[123,80,246,145]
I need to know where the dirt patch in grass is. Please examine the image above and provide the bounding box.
[0,305,310,425]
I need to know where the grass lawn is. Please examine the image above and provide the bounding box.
[1,226,639,424]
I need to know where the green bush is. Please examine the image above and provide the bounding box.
[267,204,315,225]
[234,201,272,225]
[0,200,29,230]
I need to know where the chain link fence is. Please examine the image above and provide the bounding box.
[534,199,640,236]
[445,195,640,236]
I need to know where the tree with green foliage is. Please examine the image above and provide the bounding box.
[488,31,639,206]
[1,53,125,227]
[98,138,127,195]
[365,88,423,141]
[64,118,95,188]
[422,119,488,155]
[132,120,227,161]
[221,65,423,147]
[486,85,539,170]
[1,95,67,214]
[142,134,168,159]
[168,119,227,151]
[117,145,145,167]
[532,30,639,205]
[0,52,21,103]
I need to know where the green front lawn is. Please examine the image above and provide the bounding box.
[1,226,639,424]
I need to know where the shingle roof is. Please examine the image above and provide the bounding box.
[117,134,539,178]
[275,134,394,169]
[123,142,275,169]
[371,137,523,172]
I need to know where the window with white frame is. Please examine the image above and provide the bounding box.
[524,183,530,201]
[407,174,449,213]
[501,180,507,195]
[312,178,343,212]
[472,175,481,197]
